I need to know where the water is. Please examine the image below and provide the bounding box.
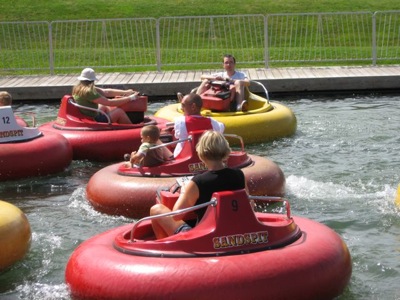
[1,94,400,299]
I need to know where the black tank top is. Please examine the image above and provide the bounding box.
[191,168,245,221]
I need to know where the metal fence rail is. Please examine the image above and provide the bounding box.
[0,11,399,75]
[374,11,400,64]
[50,18,158,73]
[0,21,50,72]
[266,12,374,66]
[158,15,265,68]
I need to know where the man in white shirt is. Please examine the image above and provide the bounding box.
[173,93,225,158]
[194,54,250,112]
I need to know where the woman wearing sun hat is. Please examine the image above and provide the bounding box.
[72,68,140,124]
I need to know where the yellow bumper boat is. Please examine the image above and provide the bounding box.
[155,81,297,144]
[0,200,31,272]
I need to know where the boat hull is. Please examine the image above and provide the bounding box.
[0,131,72,181]
[39,116,170,162]
[65,215,351,300]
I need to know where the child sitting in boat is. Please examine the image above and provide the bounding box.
[126,125,173,167]
[0,91,12,106]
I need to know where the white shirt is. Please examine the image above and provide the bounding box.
[212,70,248,80]
[173,115,225,157]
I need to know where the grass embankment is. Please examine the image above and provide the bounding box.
[1,0,399,21]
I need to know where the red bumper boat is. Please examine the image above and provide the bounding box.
[0,106,72,181]
[66,189,352,300]
[86,131,285,218]
[39,95,171,162]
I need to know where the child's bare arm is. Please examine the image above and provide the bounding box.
[129,151,144,164]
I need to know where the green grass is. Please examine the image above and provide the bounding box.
[1,0,399,22]
[1,1,399,75]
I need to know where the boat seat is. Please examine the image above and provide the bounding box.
[58,94,149,125]
[67,95,149,124]
[55,95,111,125]
[196,189,263,234]
[174,130,204,161]
[119,96,148,124]
[67,96,112,124]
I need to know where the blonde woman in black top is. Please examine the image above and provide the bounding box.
[150,130,247,239]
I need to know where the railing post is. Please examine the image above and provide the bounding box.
[264,15,269,69]
[48,22,54,75]
[372,12,377,66]
[156,19,161,72]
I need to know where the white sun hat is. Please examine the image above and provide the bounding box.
[77,68,98,81]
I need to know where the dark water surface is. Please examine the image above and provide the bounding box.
[1,94,399,299]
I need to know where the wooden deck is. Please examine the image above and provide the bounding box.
[1,65,399,101]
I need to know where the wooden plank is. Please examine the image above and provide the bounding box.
[107,73,127,84]
[376,66,399,75]
[323,67,346,78]
[35,76,60,86]
[121,73,137,84]
[159,71,173,82]
[0,76,13,86]
[191,71,206,82]
[286,68,304,78]
[276,68,292,79]
[255,68,268,79]
[297,68,317,78]
[185,71,197,82]
[19,76,48,87]
[175,71,187,82]
[0,76,19,87]
[120,73,138,85]
[145,72,157,83]
[129,72,144,83]
[292,68,308,78]
[309,67,335,78]
[4,77,27,87]
[97,72,114,85]
[345,67,365,77]
[137,72,153,83]
[54,75,76,86]
[152,71,166,83]
[9,76,36,87]
[168,71,181,82]
[265,69,280,79]
[358,67,377,76]
[65,77,79,86]
[247,68,258,80]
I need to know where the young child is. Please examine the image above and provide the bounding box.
[128,125,172,167]
[0,91,12,106]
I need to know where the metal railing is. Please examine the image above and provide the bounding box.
[0,11,399,75]
[265,12,374,66]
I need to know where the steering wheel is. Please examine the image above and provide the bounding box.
[209,80,230,89]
